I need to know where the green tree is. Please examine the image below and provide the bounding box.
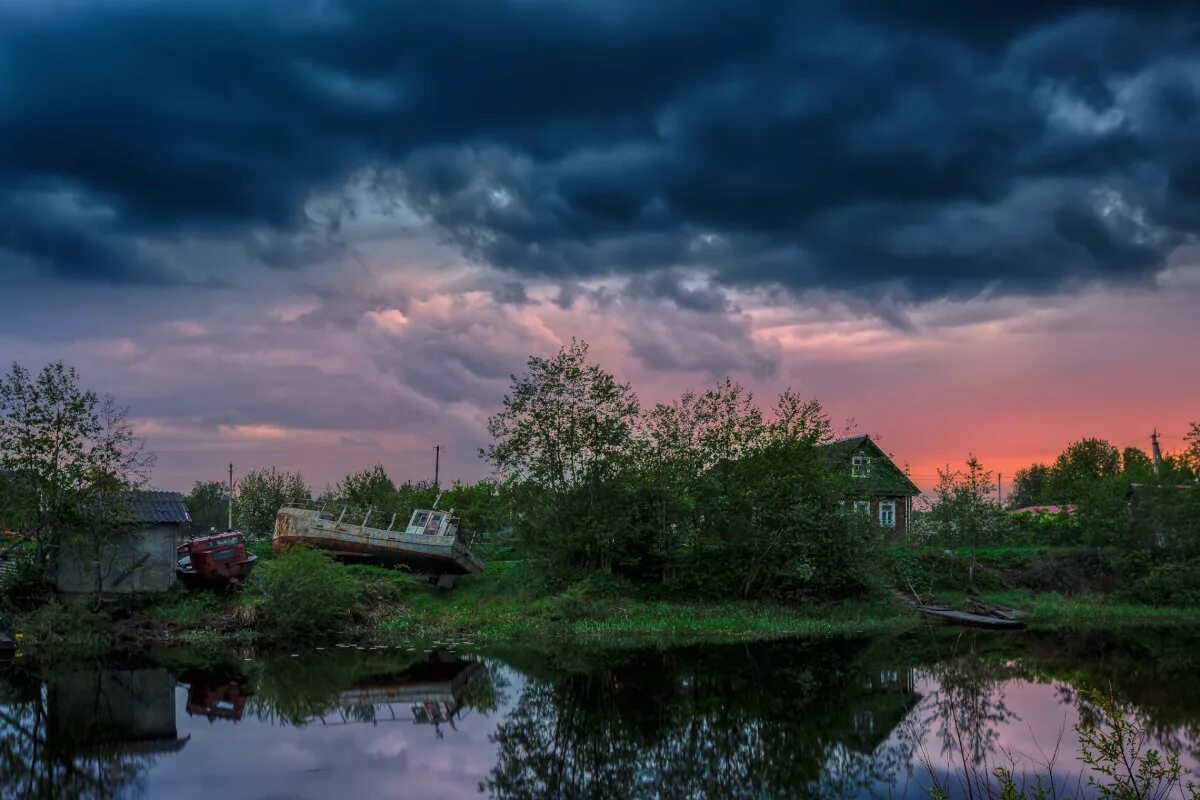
[235,467,310,540]
[328,465,397,512]
[1122,447,1156,482]
[1044,438,1121,504]
[1006,463,1048,509]
[185,480,230,532]
[0,362,154,568]
[484,340,640,571]
[1184,422,1200,476]
[927,455,1004,582]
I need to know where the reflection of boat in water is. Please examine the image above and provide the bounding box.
[274,504,484,576]
[177,530,258,589]
[183,669,252,722]
[322,651,485,730]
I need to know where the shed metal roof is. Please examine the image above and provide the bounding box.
[112,491,192,524]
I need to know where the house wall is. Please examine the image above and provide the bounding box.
[55,524,179,594]
[857,497,910,537]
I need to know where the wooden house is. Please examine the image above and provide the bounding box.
[820,435,920,534]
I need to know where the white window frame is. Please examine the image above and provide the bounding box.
[851,455,869,478]
[853,500,870,516]
[879,501,896,528]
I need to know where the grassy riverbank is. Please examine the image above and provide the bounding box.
[11,544,1200,659]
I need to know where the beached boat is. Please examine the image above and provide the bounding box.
[916,605,1027,630]
[273,504,484,575]
[177,530,258,588]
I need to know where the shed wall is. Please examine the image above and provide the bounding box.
[55,525,178,594]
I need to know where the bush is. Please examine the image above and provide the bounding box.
[14,600,105,650]
[253,546,361,639]
[546,580,617,622]
[1121,560,1200,608]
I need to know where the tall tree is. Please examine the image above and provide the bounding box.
[483,340,640,571]
[234,467,310,540]
[1121,447,1156,481]
[1006,463,1048,509]
[928,455,1000,583]
[0,362,153,563]
[1043,438,1121,504]
[1184,422,1200,477]
[185,480,230,532]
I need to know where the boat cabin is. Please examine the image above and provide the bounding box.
[404,508,460,538]
[177,530,258,587]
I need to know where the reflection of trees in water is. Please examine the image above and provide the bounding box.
[918,634,1016,769]
[0,671,159,800]
[484,639,921,800]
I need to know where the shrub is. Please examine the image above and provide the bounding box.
[253,546,361,640]
[546,581,616,622]
[14,600,105,650]
[1121,560,1200,608]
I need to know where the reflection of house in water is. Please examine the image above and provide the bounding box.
[49,668,190,756]
[326,651,484,732]
[847,667,921,752]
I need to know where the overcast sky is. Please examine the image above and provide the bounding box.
[2,0,1199,492]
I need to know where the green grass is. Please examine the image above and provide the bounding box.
[147,588,223,625]
[370,561,915,643]
[16,547,1200,660]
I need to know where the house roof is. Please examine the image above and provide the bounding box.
[1010,504,1074,515]
[112,491,192,524]
[819,434,921,497]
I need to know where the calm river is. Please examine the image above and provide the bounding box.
[2,628,1199,798]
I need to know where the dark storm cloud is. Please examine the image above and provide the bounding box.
[1,0,1198,297]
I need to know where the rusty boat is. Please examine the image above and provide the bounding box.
[273,503,484,576]
[177,530,258,588]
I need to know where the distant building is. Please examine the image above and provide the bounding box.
[55,491,191,594]
[820,435,921,533]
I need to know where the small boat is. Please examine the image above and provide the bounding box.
[177,530,258,589]
[916,605,1027,630]
[273,504,484,575]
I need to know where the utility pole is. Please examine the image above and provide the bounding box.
[227,463,234,531]
[997,473,1002,507]
[1151,429,1163,476]
[433,444,441,490]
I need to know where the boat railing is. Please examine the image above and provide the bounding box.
[281,501,410,532]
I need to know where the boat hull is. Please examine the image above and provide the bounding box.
[177,552,258,589]
[274,507,484,575]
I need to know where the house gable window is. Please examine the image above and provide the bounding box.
[853,500,870,515]
[851,455,869,478]
[879,501,896,528]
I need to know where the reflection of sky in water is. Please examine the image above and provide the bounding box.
[8,636,1200,800]
[142,666,524,800]
[849,675,1200,799]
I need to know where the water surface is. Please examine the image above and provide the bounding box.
[3,629,1199,799]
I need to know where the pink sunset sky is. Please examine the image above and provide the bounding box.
[3,232,1197,495]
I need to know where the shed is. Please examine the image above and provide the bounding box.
[55,491,191,594]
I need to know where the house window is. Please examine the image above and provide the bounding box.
[853,500,870,515]
[851,455,869,478]
[879,501,896,528]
